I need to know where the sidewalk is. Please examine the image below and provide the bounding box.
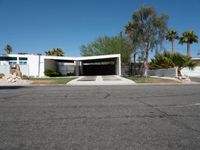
[66,75,136,86]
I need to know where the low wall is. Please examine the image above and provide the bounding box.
[181,66,200,77]
[147,68,178,78]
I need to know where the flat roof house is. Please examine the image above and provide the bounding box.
[0,54,121,77]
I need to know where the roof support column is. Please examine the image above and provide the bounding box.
[75,60,80,76]
[116,56,121,76]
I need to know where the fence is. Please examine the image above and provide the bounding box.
[121,63,145,76]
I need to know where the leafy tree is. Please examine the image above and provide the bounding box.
[45,48,64,56]
[80,35,132,64]
[179,30,198,57]
[4,44,13,54]
[125,6,168,75]
[149,51,197,75]
[166,30,179,51]
[125,22,142,74]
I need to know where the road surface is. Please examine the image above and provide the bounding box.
[0,85,200,150]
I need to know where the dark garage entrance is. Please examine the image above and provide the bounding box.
[81,58,117,75]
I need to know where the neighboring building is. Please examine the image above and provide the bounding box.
[0,54,121,77]
[181,58,200,77]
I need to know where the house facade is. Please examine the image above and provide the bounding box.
[0,54,121,77]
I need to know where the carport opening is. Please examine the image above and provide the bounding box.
[81,58,117,76]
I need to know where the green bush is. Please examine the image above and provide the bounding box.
[0,73,5,79]
[22,75,29,80]
[149,51,198,75]
[66,72,75,76]
[44,69,61,77]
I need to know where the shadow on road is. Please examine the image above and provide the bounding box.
[0,86,27,90]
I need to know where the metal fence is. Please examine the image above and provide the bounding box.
[121,63,145,76]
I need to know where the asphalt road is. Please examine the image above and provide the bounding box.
[0,85,200,150]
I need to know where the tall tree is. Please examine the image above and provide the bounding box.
[4,44,13,54]
[166,30,179,51]
[179,30,198,57]
[45,48,64,56]
[125,22,142,74]
[80,35,132,64]
[125,6,168,75]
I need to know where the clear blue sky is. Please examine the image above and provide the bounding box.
[0,0,200,57]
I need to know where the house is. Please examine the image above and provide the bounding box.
[0,54,121,77]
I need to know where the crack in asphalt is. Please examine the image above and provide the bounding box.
[133,98,200,134]
[104,93,111,99]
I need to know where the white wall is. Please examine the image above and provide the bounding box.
[27,55,40,77]
[58,62,75,75]
[0,66,10,75]
[181,67,200,77]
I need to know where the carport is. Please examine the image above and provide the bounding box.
[81,58,116,75]
[76,54,121,76]
[40,54,121,77]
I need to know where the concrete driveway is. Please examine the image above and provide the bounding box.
[0,85,200,149]
[67,75,135,85]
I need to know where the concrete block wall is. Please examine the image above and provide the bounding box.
[147,68,178,78]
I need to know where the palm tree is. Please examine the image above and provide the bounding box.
[179,31,198,57]
[166,30,179,51]
[4,44,13,54]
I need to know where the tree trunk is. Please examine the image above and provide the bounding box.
[172,39,174,52]
[133,53,136,76]
[187,42,190,57]
[144,49,149,77]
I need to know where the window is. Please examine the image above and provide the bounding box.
[19,57,28,65]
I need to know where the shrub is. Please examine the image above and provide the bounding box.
[149,51,198,75]
[0,73,5,79]
[22,75,29,80]
[66,72,75,76]
[44,69,61,77]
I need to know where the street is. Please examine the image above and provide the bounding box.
[0,85,200,150]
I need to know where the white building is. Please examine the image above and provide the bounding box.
[0,54,121,77]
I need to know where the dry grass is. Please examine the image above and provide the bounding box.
[126,76,180,83]
[31,77,76,84]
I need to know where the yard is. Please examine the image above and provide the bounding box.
[126,76,180,83]
[31,77,76,84]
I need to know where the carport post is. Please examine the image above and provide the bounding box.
[116,56,121,76]
[75,60,80,76]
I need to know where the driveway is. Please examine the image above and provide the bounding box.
[0,85,200,149]
[67,75,135,85]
